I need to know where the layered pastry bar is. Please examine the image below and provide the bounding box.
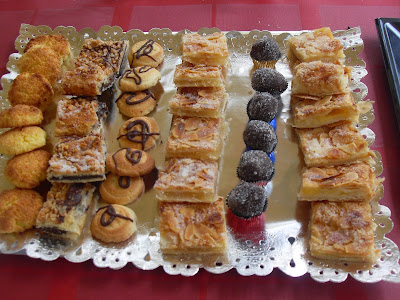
[173,62,225,88]
[36,182,96,240]
[291,93,359,128]
[55,98,108,137]
[154,158,219,203]
[310,201,380,262]
[288,27,345,66]
[159,197,227,254]
[299,163,382,201]
[181,32,229,66]
[62,39,128,96]
[296,122,371,167]
[168,87,228,118]
[291,61,351,97]
[47,134,106,182]
[165,116,227,161]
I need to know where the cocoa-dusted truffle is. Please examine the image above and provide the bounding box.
[237,150,274,182]
[226,181,268,219]
[243,120,277,153]
[251,68,288,96]
[250,37,281,68]
[247,92,278,122]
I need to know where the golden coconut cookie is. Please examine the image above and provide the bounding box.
[128,39,164,68]
[0,105,43,128]
[25,34,72,64]
[100,173,144,205]
[106,148,155,177]
[0,126,46,156]
[116,90,157,117]
[118,66,161,92]
[118,116,160,151]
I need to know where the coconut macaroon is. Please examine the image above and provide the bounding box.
[0,105,43,128]
[0,126,47,156]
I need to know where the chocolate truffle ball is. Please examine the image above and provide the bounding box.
[237,150,275,182]
[247,92,278,122]
[243,120,277,153]
[250,37,281,62]
[251,68,288,96]
[226,181,268,219]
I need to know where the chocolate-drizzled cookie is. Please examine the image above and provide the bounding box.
[128,39,164,68]
[99,173,144,205]
[118,66,161,92]
[115,90,157,117]
[106,148,155,177]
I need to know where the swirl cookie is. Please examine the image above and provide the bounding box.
[0,188,43,233]
[100,173,144,205]
[90,204,137,243]
[4,149,51,188]
[118,117,160,151]
[118,67,161,92]
[106,148,155,177]
[0,126,46,156]
[128,39,164,68]
[116,90,157,117]
[0,105,43,128]
[8,72,54,111]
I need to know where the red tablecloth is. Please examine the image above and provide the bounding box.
[1,0,400,299]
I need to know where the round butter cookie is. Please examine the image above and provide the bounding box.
[118,117,160,151]
[0,105,43,128]
[116,90,157,117]
[8,72,54,111]
[5,149,51,189]
[25,34,71,63]
[0,188,43,233]
[18,45,62,86]
[90,204,137,243]
[0,126,47,156]
[100,173,144,205]
[118,66,161,92]
[106,148,155,177]
[128,39,164,68]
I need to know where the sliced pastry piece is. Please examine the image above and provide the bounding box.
[291,61,351,97]
[299,162,383,201]
[291,93,359,128]
[296,122,372,167]
[62,39,128,96]
[154,158,219,203]
[168,87,228,118]
[310,201,380,263]
[165,116,227,160]
[36,183,96,240]
[47,134,106,182]
[174,62,225,88]
[181,32,229,66]
[159,197,227,254]
[55,98,108,137]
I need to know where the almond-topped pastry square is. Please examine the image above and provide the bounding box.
[299,163,383,201]
[169,87,228,118]
[288,27,345,65]
[154,158,219,203]
[173,62,225,88]
[159,197,227,254]
[291,61,351,97]
[36,183,96,241]
[181,32,229,66]
[47,134,106,183]
[310,201,380,262]
[55,98,108,137]
[165,116,227,161]
[291,93,359,128]
[296,122,372,167]
[62,39,128,96]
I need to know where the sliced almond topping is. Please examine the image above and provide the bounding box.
[208,212,223,224]
[184,117,201,131]
[180,207,195,219]
[197,127,213,139]
[172,122,185,139]
[184,223,195,240]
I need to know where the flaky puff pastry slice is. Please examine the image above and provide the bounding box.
[299,163,384,202]
[296,122,373,167]
[310,201,380,263]
[173,62,225,88]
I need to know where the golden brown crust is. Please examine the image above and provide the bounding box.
[159,198,227,254]
[100,173,144,205]
[8,72,54,111]
[25,35,71,63]
[0,105,43,128]
[106,148,155,177]
[0,126,46,156]
[128,39,164,68]
[116,91,157,117]
[173,62,225,88]
[118,116,160,151]
[90,204,137,243]
[310,201,380,262]
[118,66,161,92]
[0,188,43,233]
[5,149,51,189]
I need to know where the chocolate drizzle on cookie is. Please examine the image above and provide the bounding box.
[115,90,155,105]
[119,66,153,86]
[100,205,134,226]
[131,40,157,65]
[118,176,131,189]
[64,183,84,210]
[112,148,143,172]
[117,119,160,150]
